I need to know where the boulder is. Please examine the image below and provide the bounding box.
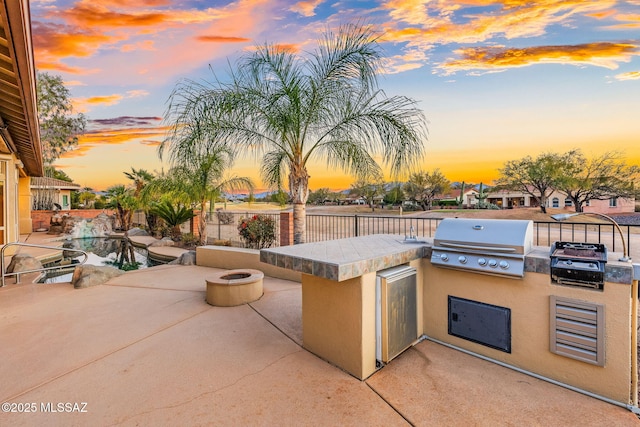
[169,251,197,266]
[71,265,124,289]
[149,237,175,247]
[6,254,43,274]
[127,227,149,237]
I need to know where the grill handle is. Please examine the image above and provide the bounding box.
[437,242,517,253]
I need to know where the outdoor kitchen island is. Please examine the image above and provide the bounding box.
[260,229,639,409]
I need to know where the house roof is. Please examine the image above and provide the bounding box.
[0,0,42,176]
[31,176,81,190]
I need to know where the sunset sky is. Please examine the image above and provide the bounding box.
[31,0,640,192]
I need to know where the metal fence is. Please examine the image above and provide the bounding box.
[205,211,639,259]
[204,211,281,247]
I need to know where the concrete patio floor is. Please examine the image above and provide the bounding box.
[1,262,639,426]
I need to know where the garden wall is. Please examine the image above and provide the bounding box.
[31,209,116,229]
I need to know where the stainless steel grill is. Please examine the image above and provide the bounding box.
[431,218,534,278]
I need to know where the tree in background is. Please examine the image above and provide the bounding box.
[77,187,96,208]
[271,189,290,207]
[162,23,427,244]
[555,150,639,212]
[349,174,386,212]
[404,169,450,210]
[308,188,332,205]
[383,184,404,206]
[44,166,73,182]
[37,72,86,165]
[147,147,253,244]
[496,152,566,213]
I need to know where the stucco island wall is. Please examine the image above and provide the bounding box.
[196,245,301,283]
[421,250,636,405]
[261,235,637,405]
[302,258,423,380]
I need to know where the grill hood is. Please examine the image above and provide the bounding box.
[434,218,534,255]
[431,218,534,278]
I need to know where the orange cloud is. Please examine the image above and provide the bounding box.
[62,125,170,159]
[32,22,117,58]
[380,0,617,71]
[53,3,167,28]
[32,21,121,74]
[87,95,124,105]
[290,0,324,17]
[36,61,89,75]
[604,12,640,29]
[615,70,640,80]
[90,0,171,7]
[384,47,429,73]
[52,1,229,28]
[196,35,251,43]
[273,44,300,53]
[439,42,640,74]
[72,91,150,113]
[121,40,156,52]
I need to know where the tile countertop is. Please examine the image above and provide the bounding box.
[261,234,637,284]
[260,234,427,282]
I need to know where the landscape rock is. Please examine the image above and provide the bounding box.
[127,227,149,237]
[6,254,43,274]
[71,265,124,289]
[149,237,175,247]
[168,251,197,265]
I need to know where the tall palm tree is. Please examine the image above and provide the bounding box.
[162,23,428,244]
[149,146,253,244]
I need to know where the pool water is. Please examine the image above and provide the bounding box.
[45,237,149,283]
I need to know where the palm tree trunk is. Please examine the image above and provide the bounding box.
[198,203,207,245]
[290,167,309,244]
[293,203,306,244]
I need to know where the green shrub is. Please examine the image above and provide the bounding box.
[238,214,276,249]
[180,233,198,246]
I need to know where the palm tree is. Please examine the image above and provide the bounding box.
[124,168,159,233]
[105,184,137,231]
[149,146,253,244]
[124,168,154,197]
[162,23,428,244]
[151,201,195,240]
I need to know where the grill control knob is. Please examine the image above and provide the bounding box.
[488,259,498,268]
[478,258,487,266]
[499,260,509,269]
[458,255,467,264]
[439,253,449,262]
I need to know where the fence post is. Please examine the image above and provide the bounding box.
[354,215,359,237]
[280,211,294,246]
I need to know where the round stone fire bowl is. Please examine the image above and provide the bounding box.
[206,269,264,307]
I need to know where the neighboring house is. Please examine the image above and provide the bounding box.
[486,188,635,213]
[435,188,479,207]
[0,0,43,246]
[30,177,82,210]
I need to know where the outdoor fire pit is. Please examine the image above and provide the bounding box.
[206,269,264,306]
